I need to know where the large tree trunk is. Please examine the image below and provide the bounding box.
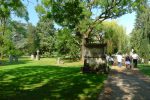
[80,28,93,61]
[81,36,88,61]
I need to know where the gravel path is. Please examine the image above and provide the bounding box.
[98,66,150,100]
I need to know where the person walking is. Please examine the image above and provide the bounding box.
[132,51,139,68]
[117,52,123,67]
[125,54,131,69]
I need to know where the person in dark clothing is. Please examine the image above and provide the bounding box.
[125,55,131,69]
[132,51,139,68]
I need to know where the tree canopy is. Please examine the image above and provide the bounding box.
[130,1,150,61]
[0,0,28,35]
[35,0,145,60]
[36,0,144,36]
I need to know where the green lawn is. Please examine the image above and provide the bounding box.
[0,57,107,100]
[138,64,150,76]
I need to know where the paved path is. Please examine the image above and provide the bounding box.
[98,66,150,100]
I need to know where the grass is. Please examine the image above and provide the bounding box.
[138,64,150,76]
[0,57,107,100]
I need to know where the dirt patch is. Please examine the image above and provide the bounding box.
[98,66,150,100]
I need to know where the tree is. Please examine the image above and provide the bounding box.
[36,0,144,60]
[10,21,28,55]
[0,0,29,59]
[0,0,28,35]
[0,20,28,62]
[26,23,40,55]
[102,21,128,54]
[55,28,80,59]
[130,0,150,62]
[36,18,55,57]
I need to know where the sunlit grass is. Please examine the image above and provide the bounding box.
[0,57,107,100]
[138,64,150,76]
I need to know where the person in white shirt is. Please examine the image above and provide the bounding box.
[132,51,139,68]
[117,52,122,67]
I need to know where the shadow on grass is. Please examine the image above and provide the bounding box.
[0,58,31,66]
[138,64,150,76]
[0,65,107,100]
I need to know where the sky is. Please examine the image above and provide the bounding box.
[12,0,39,26]
[12,1,136,35]
[116,12,136,34]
